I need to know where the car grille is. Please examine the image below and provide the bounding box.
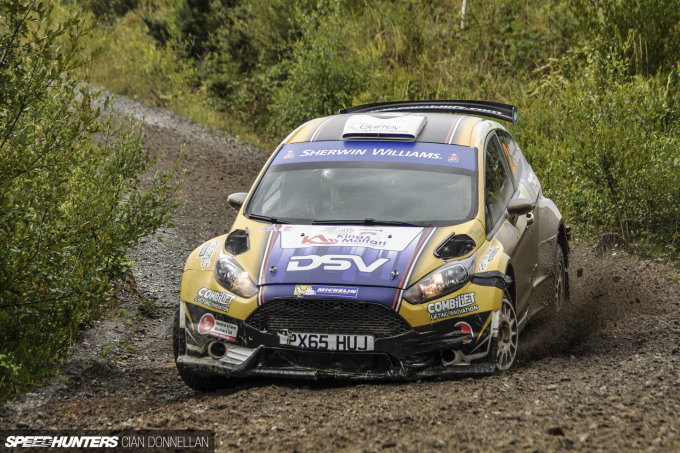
[259,349,395,374]
[245,298,413,338]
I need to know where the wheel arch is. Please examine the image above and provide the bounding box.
[557,222,570,299]
[504,262,517,308]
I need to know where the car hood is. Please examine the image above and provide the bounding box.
[185,218,485,309]
[258,225,432,289]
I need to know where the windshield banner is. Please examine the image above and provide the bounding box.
[272,141,476,171]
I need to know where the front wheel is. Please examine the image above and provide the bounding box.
[495,293,518,372]
[173,308,224,391]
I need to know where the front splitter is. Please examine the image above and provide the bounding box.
[176,348,496,381]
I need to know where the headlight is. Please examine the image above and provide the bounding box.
[403,253,476,304]
[213,253,258,298]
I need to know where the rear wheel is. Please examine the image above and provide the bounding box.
[173,308,224,391]
[554,246,567,313]
[495,292,518,371]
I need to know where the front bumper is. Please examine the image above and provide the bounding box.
[179,300,498,380]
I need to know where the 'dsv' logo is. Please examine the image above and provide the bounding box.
[287,254,389,272]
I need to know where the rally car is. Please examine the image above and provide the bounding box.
[173,100,569,390]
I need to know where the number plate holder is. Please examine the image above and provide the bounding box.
[278,332,375,351]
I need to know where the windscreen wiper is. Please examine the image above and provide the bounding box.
[246,213,291,224]
[311,218,429,227]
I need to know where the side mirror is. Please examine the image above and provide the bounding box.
[507,198,535,226]
[227,192,248,210]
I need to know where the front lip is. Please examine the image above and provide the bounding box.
[176,353,495,380]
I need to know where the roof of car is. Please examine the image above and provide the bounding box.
[283,100,517,148]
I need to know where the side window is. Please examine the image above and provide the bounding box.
[497,131,523,185]
[485,134,515,233]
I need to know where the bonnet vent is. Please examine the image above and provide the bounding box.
[434,234,477,260]
[224,229,249,256]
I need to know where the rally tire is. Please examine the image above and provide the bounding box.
[495,292,518,372]
[554,246,567,313]
[173,309,225,392]
[172,309,186,360]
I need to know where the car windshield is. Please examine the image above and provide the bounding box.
[246,161,477,226]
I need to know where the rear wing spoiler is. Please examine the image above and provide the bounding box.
[339,100,518,124]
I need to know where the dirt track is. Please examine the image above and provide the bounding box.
[2,95,680,452]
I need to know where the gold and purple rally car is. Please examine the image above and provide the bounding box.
[174,100,569,390]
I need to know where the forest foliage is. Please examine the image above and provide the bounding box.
[75,0,680,255]
[0,0,180,399]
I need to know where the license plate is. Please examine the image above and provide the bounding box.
[279,332,375,351]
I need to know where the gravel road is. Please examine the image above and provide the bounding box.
[2,94,679,452]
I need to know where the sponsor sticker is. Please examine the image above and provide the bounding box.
[294,285,359,298]
[455,321,474,344]
[272,141,477,171]
[427,292,478,321]
[343,114,427,140]
[478,246,500,272]
[194,287,236,312]
[300,234,339,246]
[198,240,219,267]
[289,148,447,160]
[287,254,389,273]
[370,148,442,160]
[197,313,237,341]
[299,148,367,157]
[292,146,441,160]
[280,225,422,251]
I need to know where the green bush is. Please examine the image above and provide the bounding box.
[176,0,222,59]
[175,0,319,132]
[82,11,198,105]
[78,0,140,21]
[64,0,680,258]
[571,0,680,76]
[0,0,180,400]
[200,0,576,139]
[517,47,680,249]
[269,1,374,136]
